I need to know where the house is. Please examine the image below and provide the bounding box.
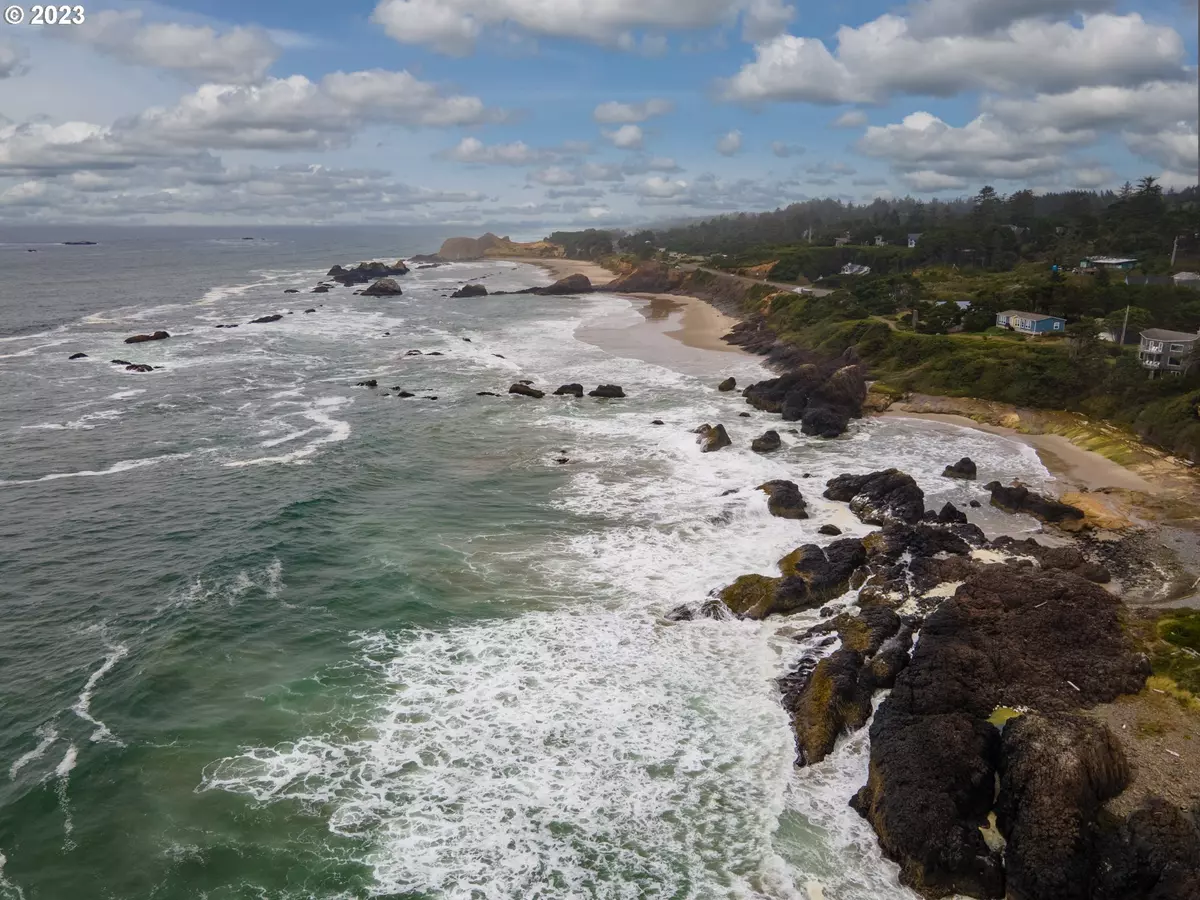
[996,310,1066,334]
[835,237,851,248]
[874,235,887,247]
[955,300,972,311]
[1139,329,1199,376]
[907,233,922,248]
[840,263,872,276]
[1174,272,1200,290]
[1080,256,1138,271]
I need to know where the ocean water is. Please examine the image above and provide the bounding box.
[0,227,1052,900]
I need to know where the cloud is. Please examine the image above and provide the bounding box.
[372,0,796,56]
[52,9,280,84]
[603,124,645,149]
[857,111,1084,184]
[622,155,681,173]
[528,165,585,186]
[900,170,968,192]
[806,160,857,176]
[770,140,804,157]
[1125,123,1199,174]
[983,81,1199,135]
[904,0,1115,39]
[0,40,30,79]
[637,175,690,198]
[629,171,808,208]
[719,13,1188,105]
[831,110,867,129]
[592,98,673,124]
[439,136,576,165]
[716,129,742,155]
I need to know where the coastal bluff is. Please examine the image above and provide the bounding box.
[436,233,566,261]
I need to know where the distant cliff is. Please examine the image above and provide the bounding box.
[436,233,566,261]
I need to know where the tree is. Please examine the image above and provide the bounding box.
[974,186,1002,225]
[1066,319,1104,361]
[1006,190,1036,229]
[1101,306,1153,342]
[1137,176,1162,197]
[1119,182,1134,200]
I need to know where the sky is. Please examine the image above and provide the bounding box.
[0,0,1197,231]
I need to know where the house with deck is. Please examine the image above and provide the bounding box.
[996,310,1066,335]
[1139,329,1199,376]
[1080,256,1138,271]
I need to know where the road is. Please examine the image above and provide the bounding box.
[677,264,836,297]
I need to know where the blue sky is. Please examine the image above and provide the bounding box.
[0,0,1196,229]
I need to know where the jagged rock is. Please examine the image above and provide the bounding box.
[665,598,732,622]
[852,568,1151,898]
[329,260,409,286]
[744,366,825,415]
[589,384,626,398]
[818,524,842,536]
[717,574,817,620]
[405,349,422,356]
[697,424,732,453]
[509,383,546,399]
[452,284,488,298]
[125,363,153,373]
[989,537,1111,584]
[801,406,851,439]
[362,277,403,297]
[651,419,665,425]
[249,314,283,324]
[312,285,331,293]
[1094,797,1200,900]
[969,500,982,508]
[718,377,737,392]
[751,430,782,453]
[825,470,926,526]
[124,331,170,344]
[356,380,378,388]
[554,384,584,397]
[944,458,978,480]
[986,482,1087,531]
[778,538,866,598]
[996,713,1131,900]
[758,480,808,518]
[938,502,969,525]
[68,352,88,360]
[111,359,132,366]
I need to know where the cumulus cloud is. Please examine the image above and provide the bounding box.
[1125,123,1200,175]
[592,98,673,123]
[983,81,1199,134]
[623,155,681,173]
[716,129,742,155]
[904,0,1115,39]
[52,9,280,84]
[604,124,645,149]
[831,110,867,129]
[438,136,578,165]
[719,13,1187,105]
[527,166,585,187]
[628,171,808,208]
[372,0,795,55]
[770,140,804,157]
[0,40,30,79]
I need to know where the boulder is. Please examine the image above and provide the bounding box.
[509,383,546,399]
[801,406,851,439]
[697,424,732,453]
[304,308,316,314]
[356,380,378,388]
[1093,797,1200,900]
[110,359,132,366]
[944,458,978,480]
[329,261,410,286]
[852,568,1151,898]
[362,277,403,297]
[718,377,737,392]
[818,524,842,536]
[744,366,825,415]
[778,538,866,598]
[452,284,488,298]
[125,363,153,373]
[996,713,1131,900]
[68,352,88,360]
[589,385,626,398]
[969,500,982,508]
[985,482,1087,530]
[539,274,593,295]
[938,502,969,525]
[758,480,809,519]
[824,470,926,526]
[311,285,331,293]
[284,289,299,294]
[651,419,665,426]
[739,412,751,418]
[554,384,584,398]
[124,330,170,344]
[249,314,283,324]
[751,430,782,453]
[717,574,819,620]
[396,391,416,398]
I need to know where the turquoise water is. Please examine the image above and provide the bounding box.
[0,230,1051,899]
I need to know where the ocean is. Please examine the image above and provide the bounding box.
[0,226,1052,899]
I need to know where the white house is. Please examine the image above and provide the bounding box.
[907,233,922,249]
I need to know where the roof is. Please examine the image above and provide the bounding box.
[1141,328,1199,343]
[997,310,1063,322]
[1086,256,1138,265]
[1175,272,1200,281]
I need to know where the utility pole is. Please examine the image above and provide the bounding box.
[1171,234,1181,267]
[1119,304,1130,346]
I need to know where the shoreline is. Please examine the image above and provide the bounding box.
[488,256,616,285]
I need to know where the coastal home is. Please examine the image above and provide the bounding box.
[1175,272,1200,290]
[874,235,887,247]
[840,263,872,276]
[1080,256,1138,271]
[1139,329,1199,376]
[907,233,922,248]
[996,310,1066,335]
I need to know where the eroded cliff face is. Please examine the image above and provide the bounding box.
[436,233,566,261]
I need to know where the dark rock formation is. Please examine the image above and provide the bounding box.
[111,359,132,366]
[801,406,852,439]
[452,284,488,298]
[717,574,818,620]
[986,482,1087,530]
[125,363,153,373]
[249,314,283,324]
[742,363,866,438]
[989,536,1111,584]
[68,352,88,360]
[509,383,546,399]
[739,412,751,418]
[718,377,737,392]
[361,277,403,297]
[124,330,170,344]
[328,261,409,286]
[405,349,422,356]
[751,430,782,453]
[969,500,982,508]
[944,458,979,480]
[356,380,378,388]
[304,308,316,314]
[697,424,732,452]
[651,419,665,425]
[589,384,626,398]
[825,469,926,525]
[311,285,331,293]
[758,480,809,519]
[285,289,299,294]
[554,384,584,398]
[818,524,842,536]
[778,539,866,598]
[938,502,969,525]
[665,598,733,623]
[476,392,498,397]
[1093,797,1200,900]
[408,253,444,264]
[851,567,1150,898]
[996,713,1130,900]
[396,391,416,398]
[496,274,595,296]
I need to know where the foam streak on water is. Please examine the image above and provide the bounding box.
[70,641,129,745]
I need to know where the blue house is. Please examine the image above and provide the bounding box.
[996,309,1066,335]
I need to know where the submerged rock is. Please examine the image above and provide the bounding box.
[249,314,283,324]
[986,482,1087,530]
[509,383,546,399]
[718,377,737,392]
[589,384,626,398]
[944,457,978,480]
[356,380,378,388]
[125,363,153,373]
[554,384,584,398]
[124,330,170,344]
[362,277,403,297]
[68,352,88,360]
[751,430,782,453]
[452,284,488,298]
[818,524,842,536]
